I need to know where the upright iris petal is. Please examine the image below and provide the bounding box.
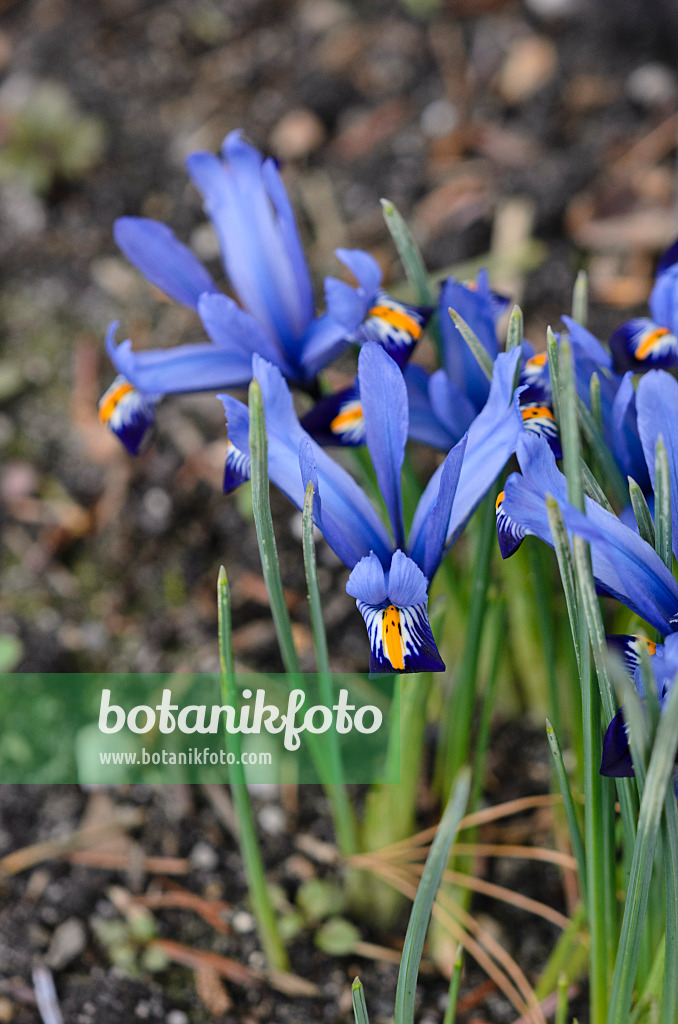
[636,369,678,559]
[101,130,359,452]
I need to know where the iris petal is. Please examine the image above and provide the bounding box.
[637,369,678,559]
[113,217,219,310]
[98,374,157,455]
[609,317,678,373]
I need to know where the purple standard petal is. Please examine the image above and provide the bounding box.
[220,356,392,569]
[106,321,252,394]
[198,292,292,374]
[187,133,313,358]
[428,370,477,446]
[409,347,524,553]
[611,371,649,490]
[407,435,467,580]
[335,248,383,299]
[358,343,408,549]
[561,316,612,370]
[405,365,464,450]
[637,370,678,559]
[439,274,499,409]
[298,314,351,380]
[113,217,219,311]
[650,260,678,337]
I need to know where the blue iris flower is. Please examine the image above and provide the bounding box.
[300,249,431,446]
[220,343,524,673]
[405,272,509,450]
[599,634,666,779]
[609,238,678,373]
[101,130,351,451]
[496,433,678,636]
[404,274,562,458]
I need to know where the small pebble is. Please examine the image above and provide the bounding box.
[496,36,558,105]
[231,910,256,934]
[626,63,677,108]
[189,841,219,871]
[45,917,87,970]
[141,487,173,533]
[166,1013,189,1024]
[0,997,13,1023]
[270,108,326,160]
[420,98,458,138]
[257,803,286,835]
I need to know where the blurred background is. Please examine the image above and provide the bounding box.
[1,0,678,676]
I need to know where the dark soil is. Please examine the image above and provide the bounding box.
[1,0,676,1019]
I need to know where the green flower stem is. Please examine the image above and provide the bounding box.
[217,568,289,972]
[248,379,301,676]
[302,483,358,857]
[394,768,472,1024]
[546,719,587,906]
[442,946,464,1024]
[442,492,496,790]
[528,539,562,737]
[660,794,678,1024]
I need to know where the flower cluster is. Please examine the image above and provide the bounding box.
[496,239,678,779]
[99,127,678,694]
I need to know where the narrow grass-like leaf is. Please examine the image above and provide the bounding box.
[448,307,493,381]
[218,567,290,972]
[607,674,678,1024]
[442,946,464,1024]
[576,395,628,507]
[660,794,678,1024]
[654,436,672,570]
[546,327,561,427]
[590,373,602,433]
[443,494,496,789]
[558,337,584,512]
[556,973,569,1024]
[352,977,371,1024]
[394,768,472,1024]
[629,477,655,548]
[248,379,300,675]
[546,719,587,905]
[573,539,638,842]
[302,483,358,857]
[572,270,588,326]
[545,496,581,674]
[580,458,614,513]
[506,304,523,351]
[381,199,436,307]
